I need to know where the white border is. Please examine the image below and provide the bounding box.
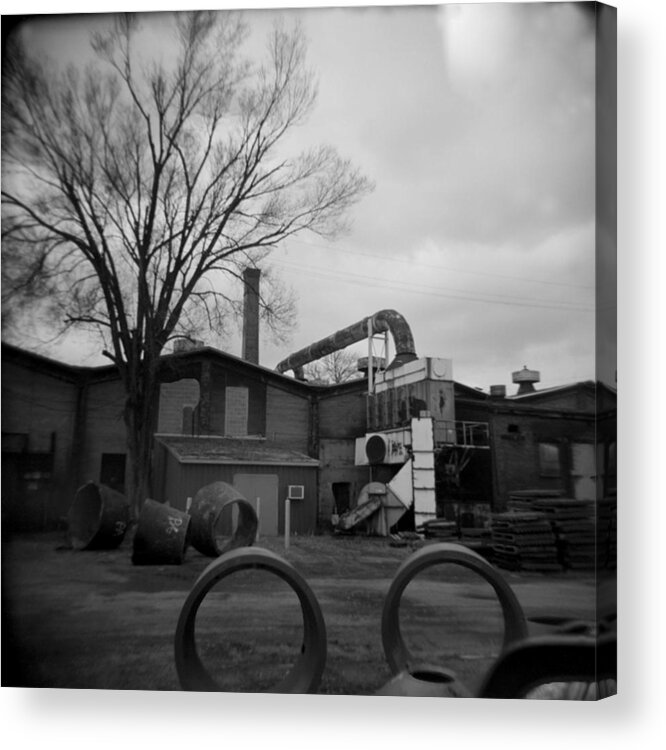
[4,2,666,750]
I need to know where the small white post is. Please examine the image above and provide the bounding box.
[255,497,261,540]
[185,497,192,513]
[284,497,291,550]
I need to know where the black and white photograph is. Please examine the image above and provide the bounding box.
[2,0,618,712]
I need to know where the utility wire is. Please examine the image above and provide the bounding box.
[271,257,594,312]
[285,236,594,291]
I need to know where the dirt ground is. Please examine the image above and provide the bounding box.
[1,529,600,695]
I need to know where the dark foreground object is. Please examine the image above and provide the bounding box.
[67,482,130,550]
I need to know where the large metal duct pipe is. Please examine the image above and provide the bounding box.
[275,309,417,377]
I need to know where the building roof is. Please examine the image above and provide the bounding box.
[156,435,320,467]
[507,380,595,400]
[1,340,354,395]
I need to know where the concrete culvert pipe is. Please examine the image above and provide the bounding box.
[67,482,130,551]
[174,547,327,693]
[381,542,528,676]
[188,482,258,558]
[131,499,191,565]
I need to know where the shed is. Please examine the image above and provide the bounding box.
[153,435,320,536]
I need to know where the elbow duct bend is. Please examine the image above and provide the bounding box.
[275,309,417,376]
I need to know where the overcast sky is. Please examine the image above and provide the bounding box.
[8,2,616,392]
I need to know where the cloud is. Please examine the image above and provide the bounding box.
[11,5,605,392]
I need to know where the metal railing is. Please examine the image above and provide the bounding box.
[435,420,490,448]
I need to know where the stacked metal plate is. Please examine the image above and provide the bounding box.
[490,511,562,572]
[530,497,597,570]
[421,519,458,540]
[507,489,563,512]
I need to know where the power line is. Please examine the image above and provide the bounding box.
[271,258,594,312]
[285,236,594,291]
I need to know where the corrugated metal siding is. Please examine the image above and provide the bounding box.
[159,454,318,534]
[265,386,310,452]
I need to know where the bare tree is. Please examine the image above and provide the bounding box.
[1,11,373,515]
[303,349,364,384]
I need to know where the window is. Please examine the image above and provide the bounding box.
[224,386,249,436]
[507,424,520,434]
[538,443,561,477]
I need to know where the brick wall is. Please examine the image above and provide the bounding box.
[224,386,249,436]
[158,378,200,434]
[318,388,367,439]
[491,412,595,507]
[266,386,310,452]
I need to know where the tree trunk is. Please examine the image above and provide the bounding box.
[124,366,160,521]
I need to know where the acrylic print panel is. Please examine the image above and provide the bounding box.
[0,2,616,699]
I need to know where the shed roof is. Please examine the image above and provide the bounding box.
[156,435,319,467]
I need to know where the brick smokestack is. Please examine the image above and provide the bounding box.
[242,267,261,364]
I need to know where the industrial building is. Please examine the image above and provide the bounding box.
[1,271,616,535]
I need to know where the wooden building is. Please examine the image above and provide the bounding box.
[153,435,318,536]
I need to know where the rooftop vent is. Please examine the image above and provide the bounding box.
[512,366,540,395]
[489,384,507,398]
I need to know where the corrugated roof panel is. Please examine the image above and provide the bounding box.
[156,435,319,466]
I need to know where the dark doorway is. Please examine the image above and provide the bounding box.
[100,453,126,494]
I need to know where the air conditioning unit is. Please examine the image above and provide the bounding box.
[355,433,409,466]
[287,485,304,500]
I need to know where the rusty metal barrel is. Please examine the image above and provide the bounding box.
[67,482,130,550]
[131,499,191,565]
[188,482,258,558]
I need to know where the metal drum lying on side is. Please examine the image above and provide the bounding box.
[67,482,130,550]
[188,482,258,557]
[131,499,191,565]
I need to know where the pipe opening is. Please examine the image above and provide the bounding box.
[409,668,455,684]
[68,484,102,549]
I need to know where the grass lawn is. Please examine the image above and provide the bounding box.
[1,530,600,695]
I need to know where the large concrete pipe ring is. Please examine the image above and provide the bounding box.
[67,482,130,550]
[132,499,191,565]
[381,542,528,675]
[188,482,258,557]
[174,547,327,693]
